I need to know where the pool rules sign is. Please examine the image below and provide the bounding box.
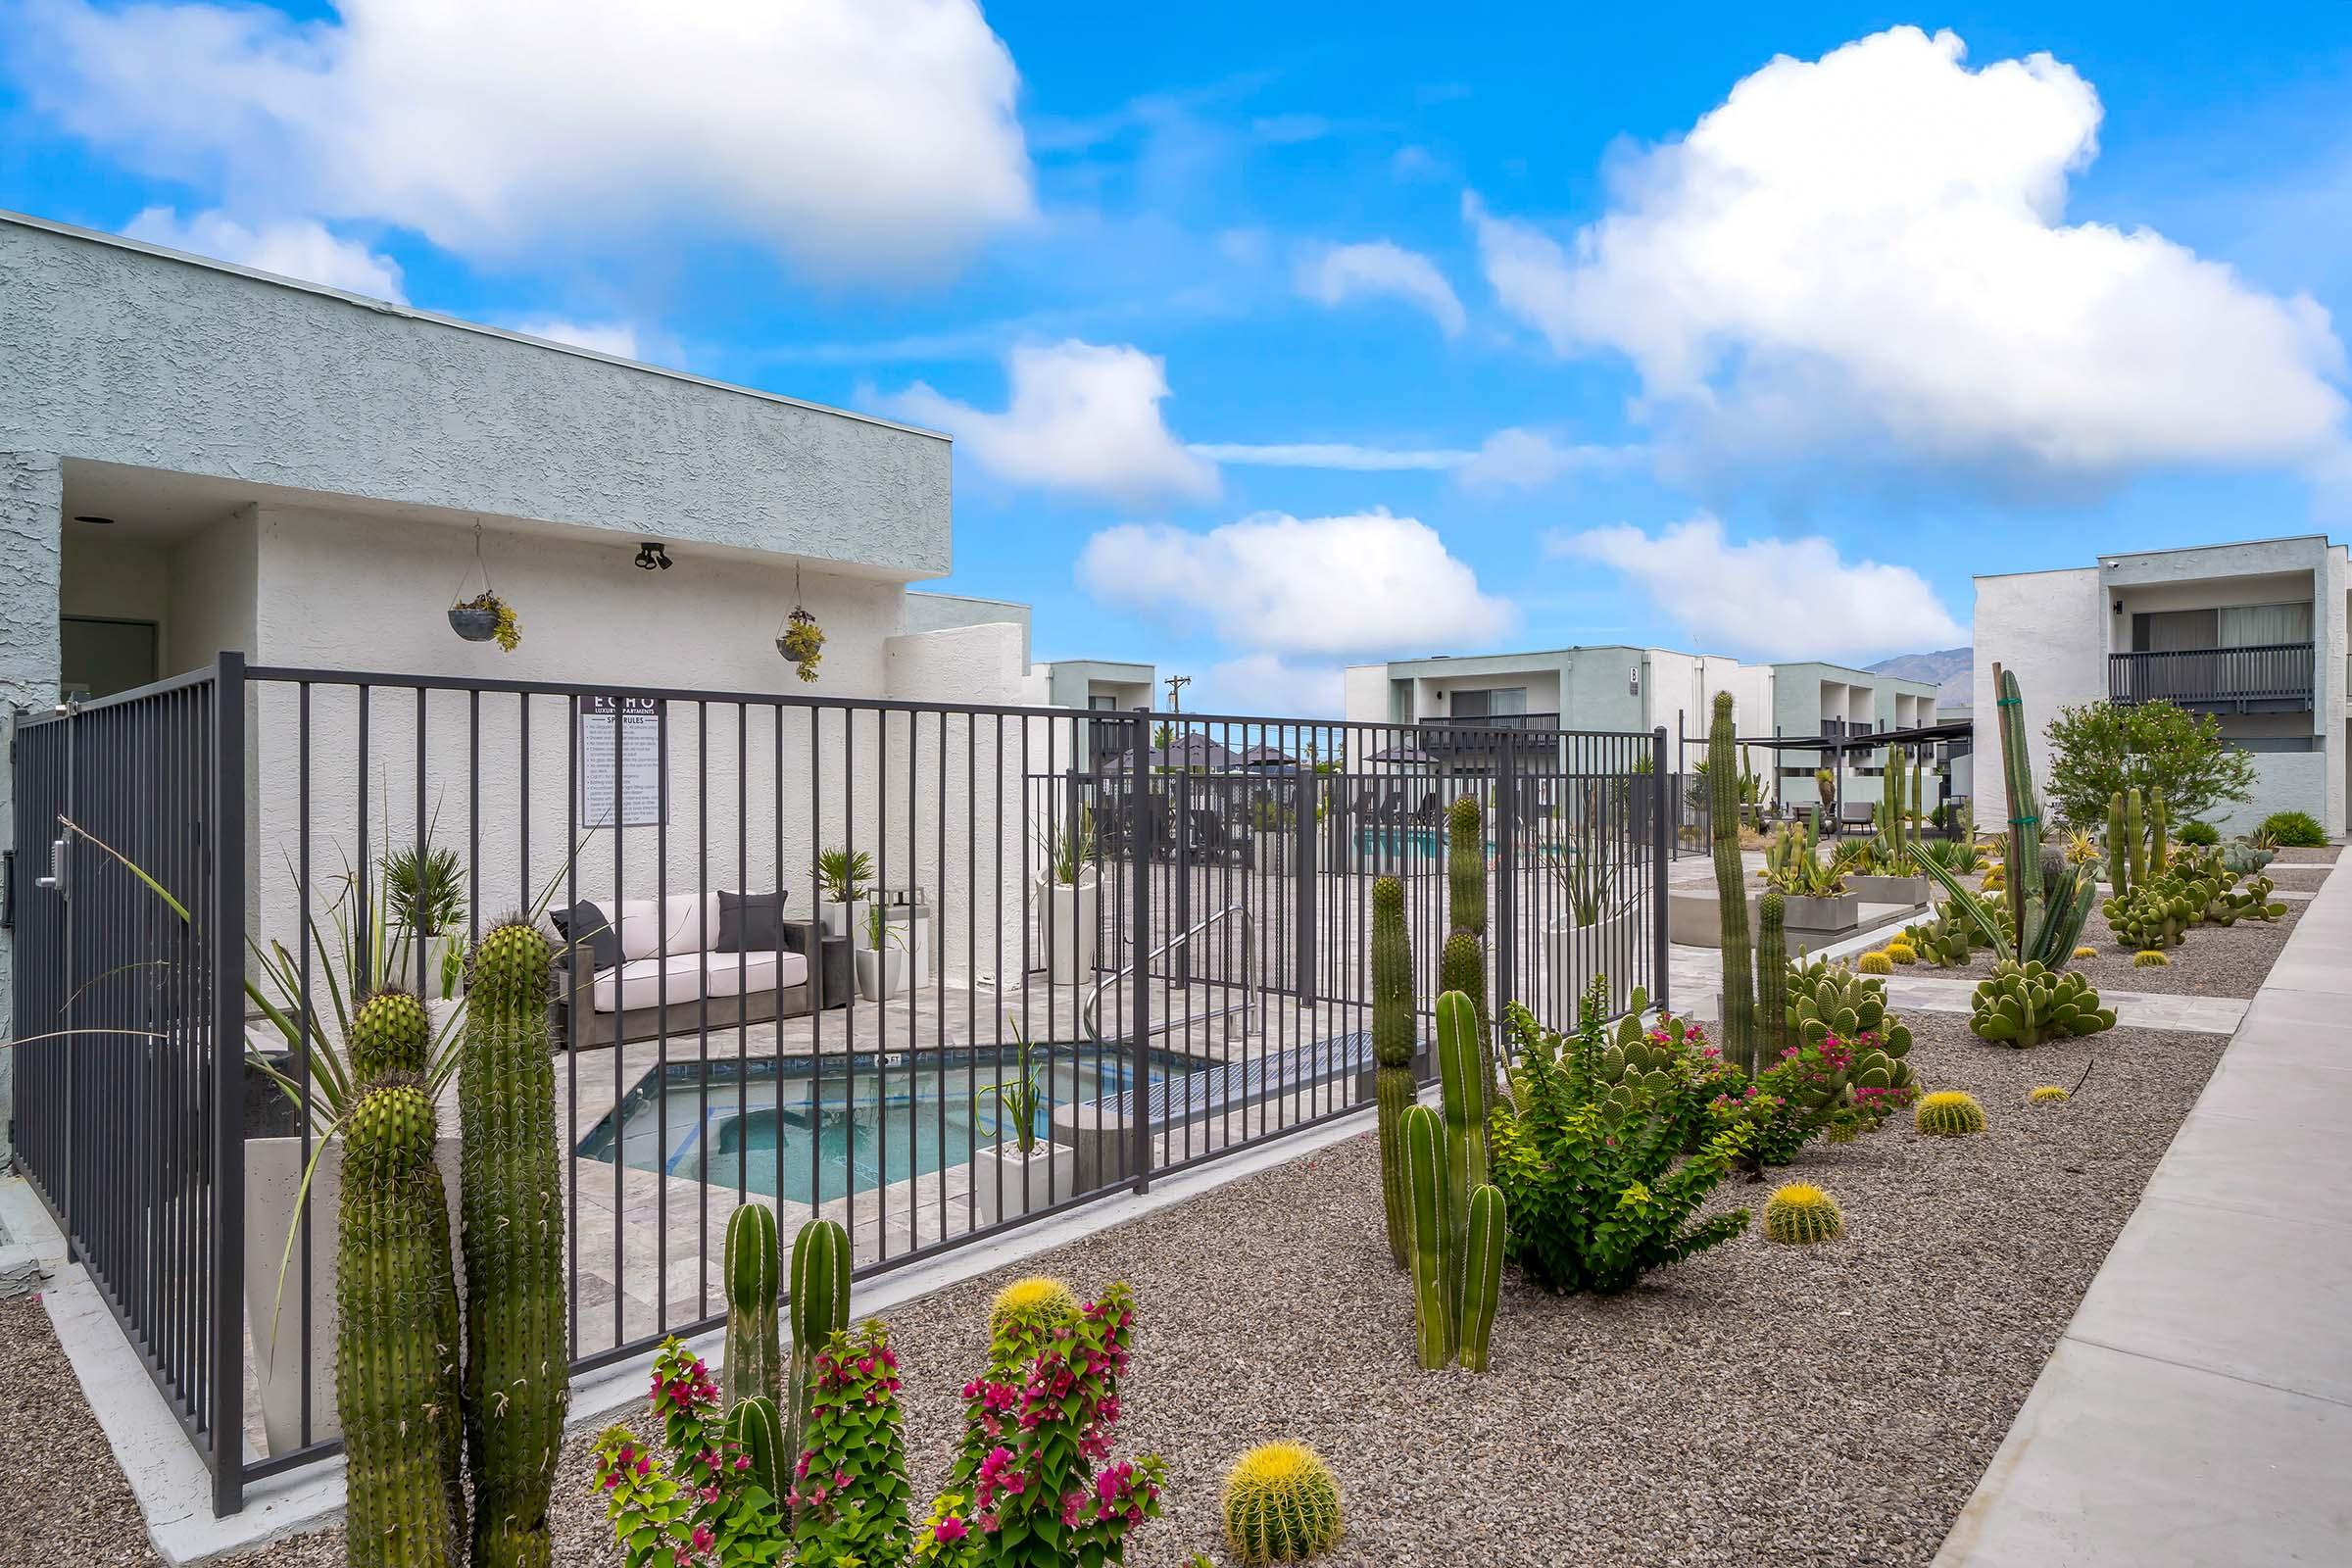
[580,694,664,827]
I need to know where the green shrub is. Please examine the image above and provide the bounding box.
[1489,985,1750,1295]
[2258,810,2328,848]
[2177,820,2220,847]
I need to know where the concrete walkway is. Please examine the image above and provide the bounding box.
[1934,855,2352,1567]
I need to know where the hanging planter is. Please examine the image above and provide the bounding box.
[449,524,521,652]
[776,566,823,681]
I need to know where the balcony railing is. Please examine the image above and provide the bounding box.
[2109,642,2315,711]
[1426,711,1561,732]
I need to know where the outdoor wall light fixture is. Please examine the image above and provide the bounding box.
[72,514,115,525]
[635,541,672,570]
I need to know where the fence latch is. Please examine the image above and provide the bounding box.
[34,835,68,901]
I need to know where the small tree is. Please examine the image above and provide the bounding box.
[2043,700,2256,829]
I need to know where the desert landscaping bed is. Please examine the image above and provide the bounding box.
[1919,898,2305,998]
[2270,846,2339,864]
[61,1012,2218,1568]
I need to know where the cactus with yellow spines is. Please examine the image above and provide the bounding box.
[2029,1085,2072,1103]
[2133,949,2171,968]
[1916,1090,1986,1136]
[1761,1182,1845,1246]
[1223,1443,1345,1564]
[458,918,567,1568]
[1857,950,1893,975]
[989,1274,1076,1331]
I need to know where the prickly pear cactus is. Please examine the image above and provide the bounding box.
[722,1201,782,1410]
[339,1079,465,1568]
[1968,960,2116,1049]
[2105,882,2192,950]
[1761,1182,1844,1246]
[1900,917,1973,968]
[459,918,567,1568]
[1222,1443,1345,1565]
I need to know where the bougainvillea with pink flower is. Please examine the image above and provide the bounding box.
[589,1286,1163,1568]
[590,1341,788,1568]
[789,1319,911,1566]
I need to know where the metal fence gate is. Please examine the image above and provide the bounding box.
[6,657,1667,1517]
[6,658,245,1513]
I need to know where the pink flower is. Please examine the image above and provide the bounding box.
[733,1454,751,1472]
[934,1516,969,1544]
[635,1457,652,1477]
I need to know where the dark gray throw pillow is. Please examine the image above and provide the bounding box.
[550,901,620,974]
[718,889,790,952]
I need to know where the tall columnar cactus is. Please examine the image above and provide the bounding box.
[785,1216,851,1479]
[1401,998,1505,1374]
[722,1201,783,1409]
[2106,791,2131,897]
[1457,1184,1504,1374]
[1991,663,2040,944]
[1369,877,1417,1269]
[339,1079,465,1568]
[1756,892,1789,1065]
[1708,693,1758,1075]
[2149,795,2170,875]
[459,919,568,1568]
[1399,1103,1452,1370]
[351,988,433,1081]
[725,1394,786,1508]
[2126,789,2147,891]
[1885,751,1907,865]
[1442,794,1493,1092]
[1911,755,1925,845]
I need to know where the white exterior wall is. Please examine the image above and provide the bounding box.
[1974,567,2108,822]
[2219,752,2330,838]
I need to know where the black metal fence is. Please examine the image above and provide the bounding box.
[6,661,1667,1516]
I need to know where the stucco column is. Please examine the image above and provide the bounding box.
[0,450,63,1167]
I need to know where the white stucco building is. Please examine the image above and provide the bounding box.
[0,209,1137,1151]
[1976,536,2350,836]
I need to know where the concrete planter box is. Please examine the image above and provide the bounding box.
[1545,907,1638,1017]
[855,946,907,1001]
[245,1133,464,1454]
[817,896,870,943]
[970,1140,1077,1226]
[1847,873,1933,906]
[1666,887,1764,948]
[1781,892,1861,935]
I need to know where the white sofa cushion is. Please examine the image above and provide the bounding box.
[590,949,809,1012]
[616,893,721,962]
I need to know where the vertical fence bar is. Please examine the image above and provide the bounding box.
[1650,725,1670,1016]
[210,653,247,1517]
[1126,713,1151,1193]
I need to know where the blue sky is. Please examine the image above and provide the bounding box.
[4,2,2349,714]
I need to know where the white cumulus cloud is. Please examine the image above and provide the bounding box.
[1198,655,1347,720]
[20,0,1032,280]
[1078,510,1512,657]
[1467,25,2349,486]
[122,207,405,301]
[1455,428,1629,490]
[884,341,1219,504]
[1551,515,1964,663]
[1296,241,1466,337]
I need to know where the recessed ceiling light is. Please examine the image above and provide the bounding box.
[73,514,116,525]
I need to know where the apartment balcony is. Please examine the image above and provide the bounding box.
[1418,712,1562,758]
[2108,642,2315,712]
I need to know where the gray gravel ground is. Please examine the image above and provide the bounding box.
[68,1011,2209,1567]
[2272,846,2339,864]
[1921,899,2304,998]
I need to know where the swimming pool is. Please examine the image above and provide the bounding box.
[574,1045,1180,1207]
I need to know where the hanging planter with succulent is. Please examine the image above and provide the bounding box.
[448,523,521,652]
[776,565,823,682]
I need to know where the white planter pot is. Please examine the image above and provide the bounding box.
[1037,871,1100,984]
[818,897,871,943]
[1545,907,1638,1018]
[971,1139,1078,1226]
[244,1133,463,1455]
[855,946,907,1001]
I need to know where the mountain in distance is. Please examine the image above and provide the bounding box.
[1868,646,1973,711]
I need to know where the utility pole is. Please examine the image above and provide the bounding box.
[1163,673,1190,712]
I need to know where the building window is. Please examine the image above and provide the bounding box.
[1449,686,1528,718]
[1088,694,1116,710]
